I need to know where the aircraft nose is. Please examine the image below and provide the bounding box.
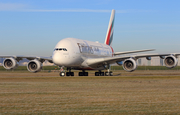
[52,52,62,65]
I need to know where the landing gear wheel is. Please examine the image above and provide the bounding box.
[84,72,88,76]
[79,72,83,76]
[105,72,113,76]
[110,72,113,76]
[105,72,109,76]
[65,72,74,76]
[70,72,74,76]
[79,72,88,76]
[79,70,88,76]
[100,72,104,76]
[95,72,99,76]
[66,72,70,76]
[95,71,104,76]
[60,72,65,76]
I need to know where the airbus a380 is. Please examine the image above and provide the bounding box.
[1,9,180,76]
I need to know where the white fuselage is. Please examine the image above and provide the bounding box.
[52,38,114,69]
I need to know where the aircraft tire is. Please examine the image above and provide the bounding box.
[105,72,109,76]
[66,72,70,76]
[84,72,88,76]
[79,72,83,76]
[100,72,104,76]
[110,72,113,76]
[60,72,65,76]
[70,72,74,76]
[95,72,99,76]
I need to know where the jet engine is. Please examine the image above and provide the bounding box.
[3,58,19,70]
[116,61,123,65]
[122,58,137,72]
[27,59,42,73]
[164,55,178,68]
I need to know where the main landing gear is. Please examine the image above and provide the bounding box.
[95,70,113,76]
[78,70,88,76]
[59,67,113,76]
[105,71,113,76]
[104,64,113,76]
[95,70,104,76]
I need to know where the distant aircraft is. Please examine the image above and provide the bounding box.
[1,9,179,76]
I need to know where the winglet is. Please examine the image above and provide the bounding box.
[104,9,115,46]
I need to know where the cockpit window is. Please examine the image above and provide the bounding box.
[63,48,67,51]
[54,48,58,51]
[54,48,67,51]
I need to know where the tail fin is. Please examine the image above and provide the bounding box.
[104,9,115,46]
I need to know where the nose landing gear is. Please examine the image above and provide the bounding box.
[59,67,74,77]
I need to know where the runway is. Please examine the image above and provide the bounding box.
[1,70,180,77]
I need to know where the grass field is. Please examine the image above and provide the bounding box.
[1,66,180,71]
[0,71,180,114]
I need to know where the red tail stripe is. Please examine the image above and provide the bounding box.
[106,25,112,45]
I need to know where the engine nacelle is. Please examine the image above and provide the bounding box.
[123,58,137,72]
[3,58,19,70]
[116,61,123,65]
[146,57,151,60]
[27,59,42,73]
[164,55,178,68]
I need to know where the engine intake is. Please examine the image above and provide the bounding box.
[27,59,42,73]
[123,58,137,72]
[3,58,19,70]
[164,55,178,68]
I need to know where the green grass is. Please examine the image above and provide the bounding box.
[1,66,180,71]
[0,75,180,114]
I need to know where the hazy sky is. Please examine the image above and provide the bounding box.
[0,0,180,56]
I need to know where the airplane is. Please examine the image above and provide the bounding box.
[0,9,180,76]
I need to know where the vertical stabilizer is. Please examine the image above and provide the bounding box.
[104,9,115,46]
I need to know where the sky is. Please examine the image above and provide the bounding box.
[0,0,180,56]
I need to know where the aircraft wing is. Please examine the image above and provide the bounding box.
[0,56,53,63]
[113,49,155,55]
[86,53,180,67]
